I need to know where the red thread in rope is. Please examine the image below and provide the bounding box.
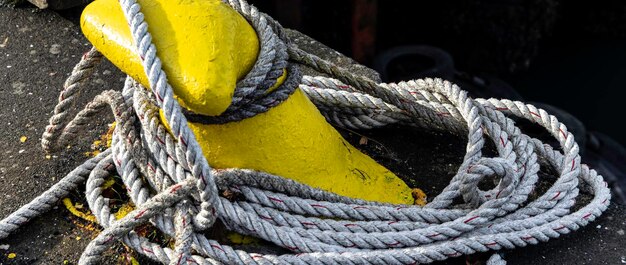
[259,215,273,221]
[142,247,153,254]
[285,245,299,251]
[530,111,541,118]
[134,209,148,219]
[464,216,479,224]
[103,236,114,244]
[559,128,567,139]
[104,163,116,171]
[467,164,474,173]
[268,197,284,203]
[385,241,401,247]
[210,244,224,252]
[170,184,182,193]
[176,253,183,265]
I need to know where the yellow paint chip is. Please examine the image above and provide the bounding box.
[7,253,16,259]
[19,136,27,143]
[62,198,97,223]
[114,203,135,220]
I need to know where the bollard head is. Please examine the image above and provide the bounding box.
[81,0,259,116]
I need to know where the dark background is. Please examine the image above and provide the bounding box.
[249,0,626,146]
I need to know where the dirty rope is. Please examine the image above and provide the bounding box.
[0,0,611,264]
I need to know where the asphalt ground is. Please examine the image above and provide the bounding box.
[0,6,624,265]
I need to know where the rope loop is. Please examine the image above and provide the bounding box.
[0,0,611,264]
[461,157,519,207]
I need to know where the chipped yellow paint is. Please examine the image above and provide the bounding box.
[85,123,116,157]
[81,0,415,204]
[102,177,116,190]
[114,203,135,220]
[62,198,97,223]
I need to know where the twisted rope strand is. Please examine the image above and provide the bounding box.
[0,0,611,264]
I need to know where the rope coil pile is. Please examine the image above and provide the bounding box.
[0,0,611,264]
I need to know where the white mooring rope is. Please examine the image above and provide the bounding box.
[0,0,611,264]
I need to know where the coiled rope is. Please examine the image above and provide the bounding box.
[0,0,611,264]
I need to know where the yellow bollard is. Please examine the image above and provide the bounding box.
[80,0,418,204]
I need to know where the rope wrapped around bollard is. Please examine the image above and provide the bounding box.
[0,0,611,264]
